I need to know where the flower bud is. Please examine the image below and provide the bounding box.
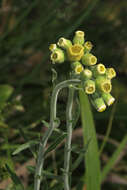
[84,41,93,53]
[57,37,72,50]
[50,48,65,64]
[95,76,112,93]
[81,53,97,66]
[84,80,95,94]
[92,97,106,112]
[81,69,92,80]
[67,44,84,61]
[49,44,57,52]
[106,68,116,79]
[101,93,115,106]
[73,30,85,45]
[71,61,84,74]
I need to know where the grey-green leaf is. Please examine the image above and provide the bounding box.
[12,140,39,155]
[45,134,66,155]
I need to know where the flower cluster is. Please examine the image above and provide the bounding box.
[49,30,116,112]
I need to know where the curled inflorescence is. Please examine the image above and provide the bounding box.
[49,30,116,112]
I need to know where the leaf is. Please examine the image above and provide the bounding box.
[101,135,127,181]
[79,90,101,190]
[18,127,37,158]
[41,120,50,128]
[42,119,65,135]
[0,85,13,111]
[5,164,24,190]
[12,140,39,155]
[42,170,63,182]
[71,138,91,154]
[26,165,35,174]
[42,118,60,129]
[71,153,84,172]
[45,134,66,155]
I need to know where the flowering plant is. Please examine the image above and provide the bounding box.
[34,30,116,190]
[50,30,116,112]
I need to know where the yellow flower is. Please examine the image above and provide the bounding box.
[82,53,97,66]
[73,30,85,45]
[67,44,84,61]
[106,68,116,79]
[95,76,112,93]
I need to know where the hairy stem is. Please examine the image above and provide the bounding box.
[34,79,80,190]
[64,88,74,190]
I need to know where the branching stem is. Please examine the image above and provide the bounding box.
[34,79,80,190]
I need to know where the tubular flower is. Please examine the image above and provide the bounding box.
[81,53,97,66]
[57,37,72,50]
[84,41,93,53]
[49,44,57,52]
[84,80,95,94]
[81,69,92,80]
[95,76,112,93]
[92,97,106,112]
[73,30,85,45]
[101,93,115,106]
[50,48,65,64]
[67,44,84,61]
[49,30,116,112]
[106,68,116,79]
[91,63,106,77]
[71,61,84,74]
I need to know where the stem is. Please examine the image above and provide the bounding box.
[34,79,80,190]
[64,88,74,190]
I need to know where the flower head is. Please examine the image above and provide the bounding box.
[49,30,116,112]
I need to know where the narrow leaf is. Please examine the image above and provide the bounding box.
[5,164,24,190]
[42,170,63,182]
[45,134,66,155]
[79,90,101,190]
[12,140,39,155]
[71,154,84,172]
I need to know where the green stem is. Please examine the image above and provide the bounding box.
[64,88,74,190]
[34,79,80,190]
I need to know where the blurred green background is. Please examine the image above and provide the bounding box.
[0,0,127,189]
